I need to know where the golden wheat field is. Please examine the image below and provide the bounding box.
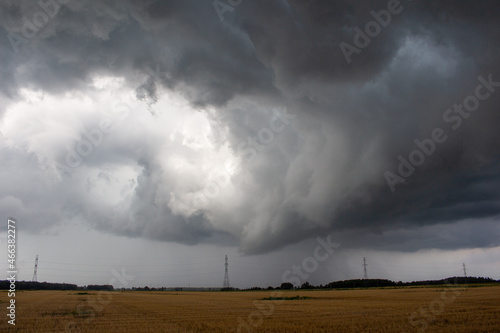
[1,285,499,333]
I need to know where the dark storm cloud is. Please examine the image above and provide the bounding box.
[1,0,499,254]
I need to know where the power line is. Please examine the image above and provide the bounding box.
[38,260,221,267]
[462,263,467,278]
[0,259,276,277]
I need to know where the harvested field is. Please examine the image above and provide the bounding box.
[1,285,499,332]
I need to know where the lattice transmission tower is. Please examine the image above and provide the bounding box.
[363,257,368,280]
[223,255,230,289]
[32,255,38,282]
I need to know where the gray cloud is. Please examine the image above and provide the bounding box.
[1,0,499,255]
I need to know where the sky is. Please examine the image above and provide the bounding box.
[0,0,499,289]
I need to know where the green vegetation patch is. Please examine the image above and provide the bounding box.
[262,295,315,301]
[41,309,74,317]
[72,308,94,318]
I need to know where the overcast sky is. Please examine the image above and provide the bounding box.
[1,0,499,288]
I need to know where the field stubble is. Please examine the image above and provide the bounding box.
[1,285,499,332]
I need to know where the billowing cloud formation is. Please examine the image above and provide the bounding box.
[1,0,499,254]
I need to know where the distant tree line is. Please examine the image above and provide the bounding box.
[0,281,117,291]
[130,286,168,291]
[401,276,496,286]
[243,276,499,291]
[0,280,78,290]
[325,279,398,289]
[2,276,497,292]
[85,284,114,291]
[304,276,498,289]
